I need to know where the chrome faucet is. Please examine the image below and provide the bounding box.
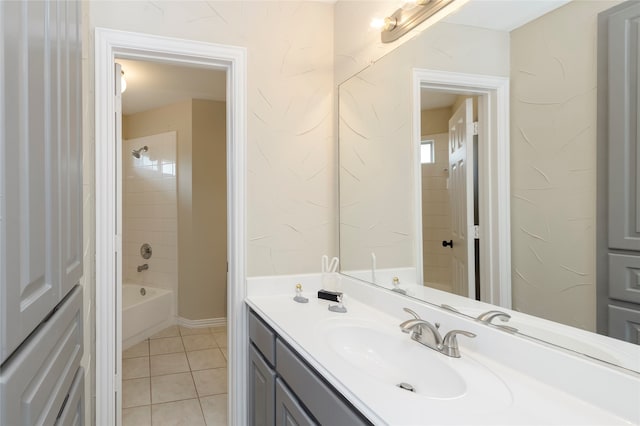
[476,310,518,333]
[137,263,149,272]
[399,308,476,358]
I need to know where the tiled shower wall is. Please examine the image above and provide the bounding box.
[123,131,178,292]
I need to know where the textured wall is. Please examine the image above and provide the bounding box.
[510,0,620,331]
[89,1,335,277]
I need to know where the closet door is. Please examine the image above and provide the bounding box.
[599,0,640,341]
[57,0,83,296]
[608,1,640,251]
[0,0,83,364]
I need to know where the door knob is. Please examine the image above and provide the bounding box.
[442,240,453,248]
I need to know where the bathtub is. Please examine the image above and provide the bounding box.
[122,284,175,350]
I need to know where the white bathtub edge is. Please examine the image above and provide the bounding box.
[177,316,227,329]
[122,317,177,350]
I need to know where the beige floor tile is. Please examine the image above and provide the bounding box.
[150,336,184,355]
[220,348,228,361]
[192,368,227,397]
[150,352,190,376]
[122,378,151,408]
[123,340,149,359]
[123,405,151,426]
[186,348,226,371]
[151,372,197,404]
[179,326,211,336]
[182,334,217,351]
[200,394,228,426]
[151,399,205,426]
[150,326,179,339]
[212,332,227,349]
[208,326,226,334]
[123,356,150,380]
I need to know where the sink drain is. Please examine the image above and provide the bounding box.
[397,382,415,392]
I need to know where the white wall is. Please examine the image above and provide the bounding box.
[88,1,335,277]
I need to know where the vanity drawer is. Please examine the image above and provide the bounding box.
[275,339,371,426]
[609,253,640,303]
[250,310,276,366]
[608,304,640,344]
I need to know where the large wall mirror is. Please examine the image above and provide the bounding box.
[338,0,640,373]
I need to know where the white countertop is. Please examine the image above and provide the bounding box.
[246,274,639,425]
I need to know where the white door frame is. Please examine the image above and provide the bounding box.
[412,69,511,307]
[95,28,247,425]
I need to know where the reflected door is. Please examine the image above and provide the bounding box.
[448,98,475,298]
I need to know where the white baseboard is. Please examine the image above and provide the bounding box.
[177,316,227,329]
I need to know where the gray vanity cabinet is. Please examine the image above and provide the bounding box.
[248,310,372,426]
[249,344,276,426]
[597,1,640,343]
[275,378,316,426]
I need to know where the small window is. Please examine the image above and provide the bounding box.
[420,140,435,164]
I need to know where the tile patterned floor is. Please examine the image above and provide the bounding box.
[122,325,228,426]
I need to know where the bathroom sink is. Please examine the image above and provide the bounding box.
[316,318,512,407]
[325,321,466,398]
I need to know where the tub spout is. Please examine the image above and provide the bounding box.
[137,263,149,272]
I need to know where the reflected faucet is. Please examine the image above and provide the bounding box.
[476,310,518,333]
[137,263,149,272]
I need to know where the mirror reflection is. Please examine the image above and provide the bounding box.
[338,0,640,373]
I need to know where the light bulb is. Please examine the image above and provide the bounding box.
[120,70,127,93]
[370,18,385,29]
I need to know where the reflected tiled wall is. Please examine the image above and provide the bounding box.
[123,132,178,292]
[421,133,452,291]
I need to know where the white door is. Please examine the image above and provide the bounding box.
[448,98,475,298]
[1,0,83,364]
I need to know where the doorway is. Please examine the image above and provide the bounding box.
[419,93,480,300]
[117,57,229,425]
[412,69,511,308]
[95,29,247,426]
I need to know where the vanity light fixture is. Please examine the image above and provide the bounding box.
[380,0,466,43]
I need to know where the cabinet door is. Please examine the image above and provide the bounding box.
[0,0,83,364]
[608,1,640,251]
[275,378,317,426]
[249,344,275,426]
[609,305,640,344]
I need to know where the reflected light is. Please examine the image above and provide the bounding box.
[370,18,385,29]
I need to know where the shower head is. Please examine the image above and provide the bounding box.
[132,145,148,159]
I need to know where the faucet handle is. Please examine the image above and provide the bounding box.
[476,310,511,323]
[442,330,476,358]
